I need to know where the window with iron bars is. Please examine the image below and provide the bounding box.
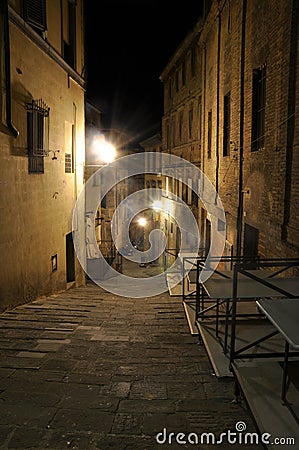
[26,99,50,174]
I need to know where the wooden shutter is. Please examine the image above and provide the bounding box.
[23,0,46,32]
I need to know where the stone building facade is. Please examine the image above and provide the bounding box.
[0,0,86,311]
[85,117,145,270]
[160,0,299,261]
[140,132,167,260]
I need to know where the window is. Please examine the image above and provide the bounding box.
[62,0,77,69]
[168,79,172,99]
[191,48,196,77]
[223,92,230,156]
[243,223,259,268]
[188,108,193,140]
[192,187,197,207]
[179,111,183,142]
[198,99,202,142]
[175,71,179,91]
[182,61,186,86]
[65,123,75,173]
[207,110,212,159]
[166,122,170,149]
[101,195,107,209]
[182,184,187,203]
[23,0,46,34]
[65,154,72,173]
[171,177,175,197]
[178,177,183,198]
[187,178,192,205]
[26,99,49,173]
[166,177,169,194]
[251,65,266,151]
[171,117,176,147]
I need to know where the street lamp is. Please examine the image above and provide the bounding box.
[90,134,116,165]
[137,217,147,227]
[136,216,147,267]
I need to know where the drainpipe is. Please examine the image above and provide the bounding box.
[200,42,207,247]
[202,43,206,180]
[236,0,247,259]
[281,0,298,240]
[215,10,221,198]
[3,0,19,137]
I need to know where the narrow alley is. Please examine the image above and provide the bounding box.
[0,279,262,449]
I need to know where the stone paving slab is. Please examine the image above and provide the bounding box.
[0,281,263,449]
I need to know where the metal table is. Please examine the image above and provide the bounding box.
[199,274,299,352]
[203,275,299,298]
[256,298,299,402]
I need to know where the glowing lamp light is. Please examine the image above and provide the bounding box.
[138,217,147,227]
[91,135,116,164]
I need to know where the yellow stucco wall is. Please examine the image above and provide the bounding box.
[0,2,86,311]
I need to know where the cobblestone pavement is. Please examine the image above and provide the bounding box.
[0,277,263,449]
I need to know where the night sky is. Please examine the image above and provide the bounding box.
[85,1,203,140]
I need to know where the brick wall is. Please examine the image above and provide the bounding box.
[161,0,299,259]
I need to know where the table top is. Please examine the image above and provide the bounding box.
[256,298,299,348]
[191,269,274,284]
[202,276,299,299]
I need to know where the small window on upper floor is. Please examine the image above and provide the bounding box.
[198,99,202,142]
[191,47,196,77]
[168,78,172,100]
[171,117,176,147]
[251,64,266,151]
[182,61,186,86]
[62,0,77,69]
[179,111,183,142]
[188,108,193,140]
[175,71,179,92]
[23,0,47,35]
[101,195,107,209]
[166,122,170,149]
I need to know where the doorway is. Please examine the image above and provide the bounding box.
[205,219,211,257]
[66,232,75,283]
[243,223,259,267]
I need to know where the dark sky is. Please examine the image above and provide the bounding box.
[85,1,203,140]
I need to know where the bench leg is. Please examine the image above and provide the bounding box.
[224,299,230,354]
[281,340,289,403]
